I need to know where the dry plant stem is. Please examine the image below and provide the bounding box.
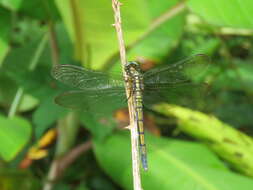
[43,160,58,190]
[43,141,92,190]
[112,1,143,190]
[57,140,92,174]
[48,21,59,66]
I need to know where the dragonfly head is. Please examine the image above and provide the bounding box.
[125,61,141,76]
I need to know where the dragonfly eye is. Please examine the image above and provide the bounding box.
[125,61,141,75]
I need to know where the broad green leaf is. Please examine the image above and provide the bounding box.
[1,27,75,137]
[202,60,253,92]
[0,72,39,112]
[0,115,31,161]
[80,111,117,141]
[0,37,9,66]
[32,95,66,138]
[0,7,11,66]
[19,94,39,112]
[19,0,60,20]
[54,0,185,69]
[187,0,253,29]
[206,60,253,127]
[186,38,220,56]
[127,0,185,62]
[94,132,253,190]
[0,0,23,10]
[0,73,17,108]
[153,104,253,177]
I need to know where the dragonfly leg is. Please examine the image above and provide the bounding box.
[126,89,133,101]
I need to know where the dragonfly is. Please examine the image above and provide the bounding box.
[51,54,210,171]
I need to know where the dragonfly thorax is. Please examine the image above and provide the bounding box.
[125,61,142,77]
[125,61,144,91]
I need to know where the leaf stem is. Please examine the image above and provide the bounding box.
[8,88,24,118]
[70,0,85,63]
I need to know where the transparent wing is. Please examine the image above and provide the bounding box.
[54,87,127,114]
[143,83,210,110]
[143,54,210,87]
[51,64,124,90]
[143,54,211,109]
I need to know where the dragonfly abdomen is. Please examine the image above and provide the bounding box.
[133,76,148,171]
[125,61,148,171]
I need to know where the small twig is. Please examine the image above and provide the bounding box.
[57,140,92,174]
[146,1,186,35]
[48,22,59,66]
[128,1,186,51]
[112,1,143,190]
[43,140,92,190]
[43,160,58,190]
[103,1,186,71]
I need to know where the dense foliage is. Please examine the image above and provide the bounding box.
[0,0,253,190]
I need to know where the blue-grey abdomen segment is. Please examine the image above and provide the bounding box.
[140,145,148,171]
[134,87,148,170]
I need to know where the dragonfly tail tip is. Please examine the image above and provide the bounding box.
[141,154,148,171]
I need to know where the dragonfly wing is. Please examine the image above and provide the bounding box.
[143,54,210,85]
[54,87,127,115]
[143,82,209,109]
[143,54,210,109]
[52,64,124,90]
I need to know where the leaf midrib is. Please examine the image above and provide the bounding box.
[151,144,219,190]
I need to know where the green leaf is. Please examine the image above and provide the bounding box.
[19,0,60,20]
[0,0,23,10]
[209,60,253,91]
[153,104,253,177]
[187,0,253,29]
[32,95,66,138]
[0,66,39,113]
[94,132,253,190]
[0,72,17,108]
[0,115,31,161]
[0,7,11,66]
[75,183,90,190]
[211,89,253,128]
[80,112,117,141]
[19,94,39,112]
[127,0,185,62]
[55,0,185,69]
[0,37,9,66]
[54,184,71,190]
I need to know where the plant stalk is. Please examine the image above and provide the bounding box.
[112,1,143,190]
